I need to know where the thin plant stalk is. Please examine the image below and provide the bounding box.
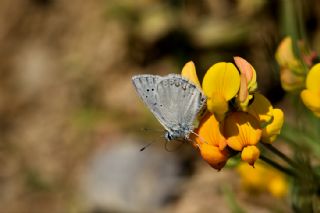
[260,155,296,177]
[261,143,298,169]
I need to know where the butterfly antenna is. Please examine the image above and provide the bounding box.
[140,143,152,151]
[140,127,151,131]
[140,127,164,133]
[189,130,208,145]
[140,135,165,151]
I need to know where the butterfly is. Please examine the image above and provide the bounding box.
[132,74,207,142]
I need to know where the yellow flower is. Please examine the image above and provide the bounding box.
[193,112,227,149]
[183,58,284,168]
[280,68,305,91]
[223,112,262,165]
[275,37,304,74]
[224,112,262,150]
[267,175,288,198]
[192,113,230,170]
[237,161,288,198]
[202,62,240,115]
[247,93,273,125]
[198,143,230,171]
[275,37,305,91]
[247,93,284,143]
[237,162,264,190]
[301,63,320,117]
[262,109,284,143]
[234,56,257,109]
[181,61,201,88]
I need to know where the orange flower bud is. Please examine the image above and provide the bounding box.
[241,145,260,166]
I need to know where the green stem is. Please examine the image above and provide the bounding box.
[261,143,298,169]
[295,0,306,40]
[260,155,296,177]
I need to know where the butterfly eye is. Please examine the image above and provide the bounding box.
[166,133,173,140]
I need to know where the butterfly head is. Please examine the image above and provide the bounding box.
[164,132,174,141]
[164,127,191,142]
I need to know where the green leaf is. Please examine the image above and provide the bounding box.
[225,155,241,169]
[281,123,320,158]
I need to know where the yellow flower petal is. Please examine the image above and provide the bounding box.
[262,135,277,144]
[203,62,240,100]
[247,94,284,143]
[275,37,296,66]
[301,89,320,117]
[248,72,257,93]
[280,68,305,91]
[181,61,202,88]
[192,113,230,170]
[237,162,266,190]
[241,145,260,166]
[305,63,320,91]
[275,37,304,74]
[237,161,288,197]
[275,36,306,91]
[207,95,229,116]
[262,108,284,143]
[198,143,229,170]
[192,113,227,150]
[203,62,240,114]
[224,112,262,151]
[247,93,273,126]
[276,37,305,91]
[268,176,288,198]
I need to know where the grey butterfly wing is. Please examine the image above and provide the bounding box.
[156,74,206,133]
[132,74,171,131]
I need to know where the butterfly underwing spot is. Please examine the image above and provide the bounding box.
[182,85,187,90]
[169,80,174,86]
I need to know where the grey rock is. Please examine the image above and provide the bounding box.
[82,137,186,213]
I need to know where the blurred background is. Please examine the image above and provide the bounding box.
[0,0,319,212]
